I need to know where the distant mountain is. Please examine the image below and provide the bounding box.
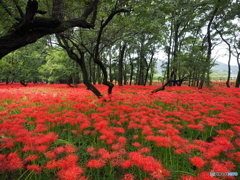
[156,61,239,76]
[211,61,238,74]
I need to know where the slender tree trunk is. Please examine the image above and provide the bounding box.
[129,58,134,86]
[109,49,113,83]
[118,43,126,86]
[199,2,220,89]
[138,36,145,85]
[92,64,96,85]
[144,52,154,86]
[216,29,231,87]
[166,23,173,81]
[235,53,240,87]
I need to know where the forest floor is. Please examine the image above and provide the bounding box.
[0,83,239,180]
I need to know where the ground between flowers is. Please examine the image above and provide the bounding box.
[0,83,239,180]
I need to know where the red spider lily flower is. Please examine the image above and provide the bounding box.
[0,152,24,171]
[109,151,121,158]
[150,171,164,179]
[117,136,127,144]
[110,158,125,166]
[138,147,151,153]
[189,156,205,168]
[54,146,65,154]
[34,123,48,132]
[35,145,49,152]
[187,124,204,131]
[121,174,134,180]
[235,152,240,162]
[174,148,185,154]
[233,126,240,135]
[111,143,121,150]
[24,154,39,162]
[64,144,76,153]
[216,129,235,138]
[86,146,95,153]
[197,171,222,180]
[26,164,42,173]
[111,127,125,133]
[71,130,78,134]
[46,160,58,169]
[133,135,139,139]
[57,165,84,180]
[87,159,106,168]
[79,122,91,130]
[0,137,14,148]
[120,160,132,169]
[235,138,240,147]
[94,120,108,130]
[142,125,153,135]
[132,142,142,147]
[210,159,235,173]
[45,151,56,159]
[118,148,127,155]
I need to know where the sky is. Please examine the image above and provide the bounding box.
[213,45,238,66]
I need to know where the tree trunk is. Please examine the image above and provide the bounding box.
[0,0,98,59]
[198,2,220,89]
[216,29,231,88]
[144,52,154,86]
[118,43,126,86]
[77,53,102,98]
[235,53,240,88]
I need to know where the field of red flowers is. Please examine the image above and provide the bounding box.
[0,83,239,180]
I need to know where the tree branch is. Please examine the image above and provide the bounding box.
[0,0,99,59]
[13,0,24,18]
[0,0,13,16]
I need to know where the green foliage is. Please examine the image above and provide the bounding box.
[38,48,81,84]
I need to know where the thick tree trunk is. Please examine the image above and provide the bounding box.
[20,80,28,86]
[0,0,98,59]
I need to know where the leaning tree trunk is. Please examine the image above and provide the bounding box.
[77,54,102,98]
[56,35,102,98]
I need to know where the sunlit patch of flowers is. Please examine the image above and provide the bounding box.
[0,83,239,180]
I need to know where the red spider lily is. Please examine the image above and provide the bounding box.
[45,151,57,159]
[57,165,84,180]
[132,142,142,147]
[24,154,39,162]
[121,174,134,180]
[87,159,106,168]
[26,164,42,173]
[189,156,205,168]
[120,159,132,169]
[0,152,24,171]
